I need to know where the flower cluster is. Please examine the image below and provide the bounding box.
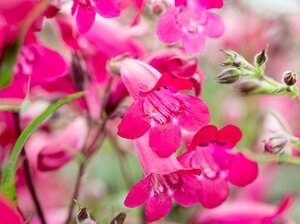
[0,0,297,223]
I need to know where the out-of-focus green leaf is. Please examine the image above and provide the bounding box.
[0,91,85,201]
[0,41,21,88]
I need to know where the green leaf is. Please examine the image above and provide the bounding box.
[0,91,85,201]
[0,41,21,88]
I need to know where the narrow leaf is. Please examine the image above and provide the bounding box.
[0,91,85,201]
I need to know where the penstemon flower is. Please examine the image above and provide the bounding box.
[116,59,210,157]
[157,0,224,53]
[124,135,202,222]
[71,0,121,34]
[178,125,259,208]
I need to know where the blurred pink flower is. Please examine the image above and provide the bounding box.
[157,0,224,53]
[117,59,210,157]
[71,0,120,33]
[195,194,294,224]
[124,135,202,222]
[0,196,24,224]
[178,125,258,208]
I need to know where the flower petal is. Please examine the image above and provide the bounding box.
[188,125,217,150]
[157,8,183,44]
[177,94,210,132]
[227,153,258,187]
[76,4,96,34]
[199,177,229,208]
[0,197,24,224]
[120,59,162,99]
[145,195,172,222]
[175,0,187,6]
[95,0,120,18]
[217,125,242,149]
[117,100,151,139]
[149,124,181,158]
[182,32,206,54]
[198,0,223,9]
[124,175,151,208]
[205,12,225,38]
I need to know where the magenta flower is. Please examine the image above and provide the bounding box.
[157,0,225,53]
[124,135,202,222]
[196,194,294,224]
[175,0,224,8]
[142,48,205,96]
[117,59,210,157]
[71,0,121,34]
[0,196,24,224]
[178,125,258,208]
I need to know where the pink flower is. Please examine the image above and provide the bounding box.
[157,0,224,53]
[142,48,205,96]
[117,59,210,157]
[71,0,121,34]
[175,0,224,8]
[0,196,24,224]
[195,194,294,224]
[124,135,202,222]
[178,125,258,208]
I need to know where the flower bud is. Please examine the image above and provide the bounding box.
[216,68,240,84]
[283,71,297,86]
[76,207,97,224]
[254,48,268,68]
[235,80,261,95]
[110,212,126,224]
[264,134,288,155]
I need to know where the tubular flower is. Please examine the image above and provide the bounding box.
[124,135,202,222]
[178,125,259,208]
[117,59,210,157]
[71,0,121,33]
[157,0,224,53]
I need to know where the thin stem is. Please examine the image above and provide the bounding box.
[247,152,300,166]
[13,112,46,224]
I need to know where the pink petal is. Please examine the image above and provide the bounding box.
[124,175,151,208]
[76,4,96,34]
[189,125,218,149]
[276,193,294,215]
[120,59,162,99]
[55,16,79,50]
[227,153,258,187]
[0,197,24,224]
[37,118,88,171]
[117,100,151,139]
[182,32,206,54]
[177,94,210,132]
[149,124,181,158]
[95,0,120,18]
[198,0,223,9]
[199,177,229,208]
[173,174,201,207]
[205,12,225,38]
[145,195,172,222]
[175,0,187,6]
[217,125,242,149]
[157,8,183,44]
[28,44,68,84]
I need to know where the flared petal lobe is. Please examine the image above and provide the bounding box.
[95,0,121,18]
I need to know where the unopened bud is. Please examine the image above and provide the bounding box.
[235,79,261,95]
[254,48,268,68]
[283,71,297,86]
[76,202,97,224]
[110,212,126,224]
[264,134,289,155]
[216,69,240,84]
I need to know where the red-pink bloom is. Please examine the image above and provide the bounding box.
[157,0,224,53]
[175,0,223,8]
[178,125,258,208]
[32,118,88,171]
[195,194,294,224]
[117,59,210,157]
[0,196,24,224]
[71,0,121,34]
[124,135,202,222]
[142,48,205,96]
